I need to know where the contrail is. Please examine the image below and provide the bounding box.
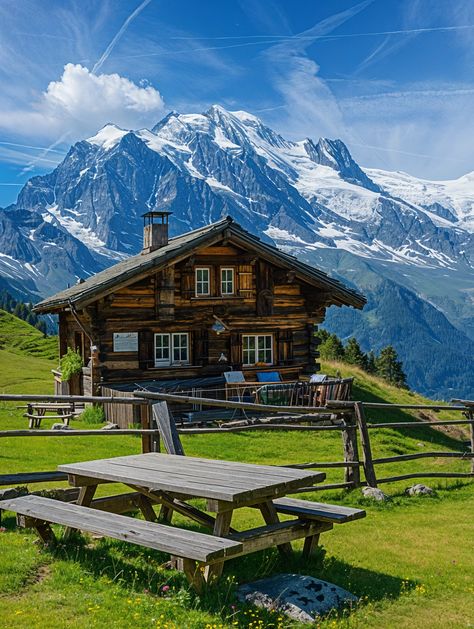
[0,140,65,154]
[20,133,70,176]
[165,24,474,41]
[351,142,469,163]
[116,23,474,59]
[93,0,152,73]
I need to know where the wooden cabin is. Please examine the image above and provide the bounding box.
[34,213,366,398]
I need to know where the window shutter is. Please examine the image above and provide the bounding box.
[193,329,209,366]
[278,330,294,364]
[181,268,194,299]
[138,329,153,369]
[230,332,241,366]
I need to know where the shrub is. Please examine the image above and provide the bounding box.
[60,347,83,382]
[80,405,105,424]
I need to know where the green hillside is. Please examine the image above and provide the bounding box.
[0,337,472,628]
[0,309,58,361]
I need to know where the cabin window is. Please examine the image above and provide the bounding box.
[242,334,273,366]
[154,333,189,366]
[195,267,210,296]
[221,268,234,295]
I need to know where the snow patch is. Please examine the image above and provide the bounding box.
[87,124,128,150]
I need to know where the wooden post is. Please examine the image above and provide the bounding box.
[140,401,153,454]
[354,402,377,487]
[469,410,474,474]
[341,410,361,487]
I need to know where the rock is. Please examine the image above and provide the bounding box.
[237,574,358,624]
[0,486,28,501]
[362,486,390,502]
[406,484,434,496]
[51,423,72,430]
[101,422,119,430]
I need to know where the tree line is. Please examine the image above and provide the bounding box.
[0,289,48,336]
[317,328,408,389]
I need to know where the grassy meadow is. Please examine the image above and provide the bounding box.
[0,318,473,628]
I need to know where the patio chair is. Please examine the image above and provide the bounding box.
[223,371,254,404]
[256,371,282,383]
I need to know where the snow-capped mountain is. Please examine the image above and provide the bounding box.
[1,104,473,398]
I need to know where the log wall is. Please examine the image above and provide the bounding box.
[58,241,329,392]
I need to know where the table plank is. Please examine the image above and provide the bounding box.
[59,454,324,505]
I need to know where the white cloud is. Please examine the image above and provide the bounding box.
[0,63,165,141]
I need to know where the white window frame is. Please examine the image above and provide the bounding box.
[154,333,190,367]
[242,334,273,366]
[220,267,235,295]
[195,267,210,296]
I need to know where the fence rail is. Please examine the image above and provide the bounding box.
[0,391,473,493]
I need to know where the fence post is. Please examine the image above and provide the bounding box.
[354,401,377,487]
[140,401,153,454]
[469,410,474,474]
[341,408,361,487]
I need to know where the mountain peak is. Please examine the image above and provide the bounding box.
[87,124,129,150]
[304,137,380,192]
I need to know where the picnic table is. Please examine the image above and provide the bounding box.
[62,454,326,581]
[19,402,76,428]
[2,453,366,590]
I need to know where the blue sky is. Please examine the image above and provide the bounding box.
[1,0,474,206]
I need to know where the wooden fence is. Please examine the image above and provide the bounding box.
[0,392,473,492]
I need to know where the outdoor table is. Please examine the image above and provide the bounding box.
[22,402,76,428]
[58,453,326,578]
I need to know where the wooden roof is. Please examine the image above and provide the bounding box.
[34,216,366,312]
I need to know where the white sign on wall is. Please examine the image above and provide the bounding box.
[113,332,138,353]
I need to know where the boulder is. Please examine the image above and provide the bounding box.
[406,484,434,496]
[0,486,28,501]
[362,486,390,502]
[237,574,358,624]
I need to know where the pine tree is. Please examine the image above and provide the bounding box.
[319,333,345,361]
[375,345,408,388]
[344,337,368,370]
[366,351,376,374]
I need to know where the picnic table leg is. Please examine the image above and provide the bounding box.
[27,403,34,429]
[204,510,233,582]
[63,484,98,539]
[35,522,57,546]
[36,409,45,429]
[138,495,158,522]
[181,558,205,593]
[258,501,293,557]
[159,503,174,523]
[302,533,321,558]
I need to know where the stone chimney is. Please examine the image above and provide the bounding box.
[142,211,172,253]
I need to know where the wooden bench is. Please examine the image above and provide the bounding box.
[271,497,365,555]
[273,497,365,524]
[1,495,243,591]
[153,401,366,555]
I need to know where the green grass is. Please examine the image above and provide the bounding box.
[0,351,473,627]
[0,309,58,361]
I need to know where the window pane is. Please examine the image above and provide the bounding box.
[196,269,210,295]
[172,333,189,363]
[155,334,170,364]
[221,268,234,294]
[255,335,272,364]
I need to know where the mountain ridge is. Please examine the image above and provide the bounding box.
[0,104,473,398]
